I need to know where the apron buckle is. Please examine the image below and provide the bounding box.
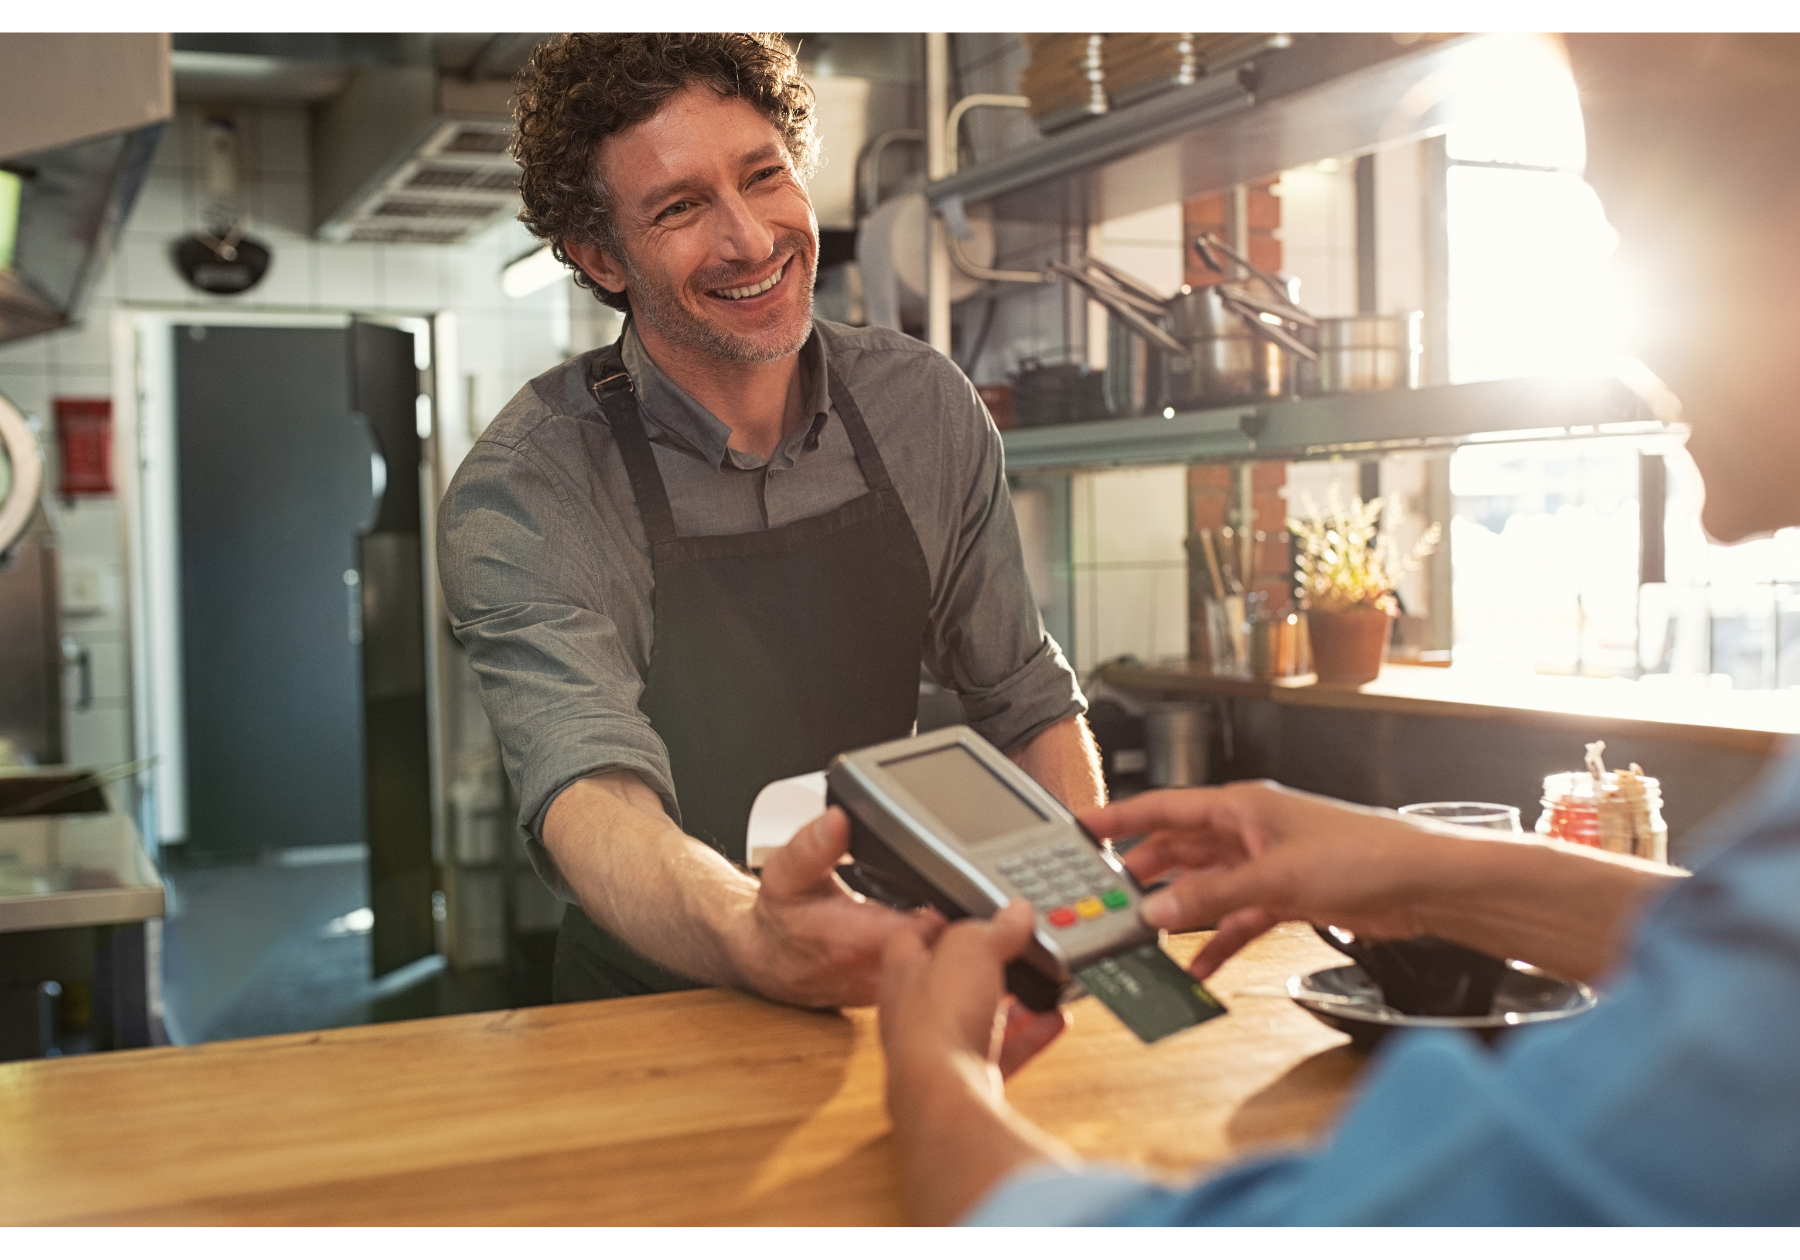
[591,370,634,404]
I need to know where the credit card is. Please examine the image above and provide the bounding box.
[1076,943,1228,1043]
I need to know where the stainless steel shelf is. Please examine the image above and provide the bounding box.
[928,34,1494,223]
[0,811,165,933]
[1002,375,1676,472]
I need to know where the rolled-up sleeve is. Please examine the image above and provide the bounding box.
[437,422,676,900]
[915,363,1084,752]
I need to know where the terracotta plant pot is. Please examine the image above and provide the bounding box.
[1306,607,1393,685]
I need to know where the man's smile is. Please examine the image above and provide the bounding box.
[710,260,788,302]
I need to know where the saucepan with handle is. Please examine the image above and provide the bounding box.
[1165,232,1319,409]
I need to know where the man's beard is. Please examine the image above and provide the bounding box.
[621,230,817,364]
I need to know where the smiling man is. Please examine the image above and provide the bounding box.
[436,34,1099,1007]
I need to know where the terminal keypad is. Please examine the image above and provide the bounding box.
[997,842,1132,930]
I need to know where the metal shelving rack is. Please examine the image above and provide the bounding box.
[1002,374,1677,473]
[924,34,1485,226]
[921,33,1687,472]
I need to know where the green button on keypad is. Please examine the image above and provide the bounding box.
[1102,888,1130,910]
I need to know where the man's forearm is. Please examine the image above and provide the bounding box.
[542,771,759,988]
[1010,714,1106,812]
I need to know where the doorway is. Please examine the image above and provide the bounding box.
[126,314,461,1040]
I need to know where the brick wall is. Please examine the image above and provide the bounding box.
[1186,464,1293,601]
[1181,180,1282,287]
[1182,182,1293,665]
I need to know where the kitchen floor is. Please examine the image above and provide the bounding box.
[158,846,509,1045]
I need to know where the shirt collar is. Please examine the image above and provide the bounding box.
[618,320,831,472]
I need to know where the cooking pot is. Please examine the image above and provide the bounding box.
[1103,310,1164,418]
[1051,238,1321,413]
[1296,312,1423,395]
[1164,284,1293,407]
[1169,232,1321,408]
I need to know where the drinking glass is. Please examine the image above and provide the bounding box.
[1396,801,1523,834]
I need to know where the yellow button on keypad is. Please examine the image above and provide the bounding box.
[1075,897,1105,920]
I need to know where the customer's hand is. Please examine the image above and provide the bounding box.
[1082,782,1434,980]
[745,807,929,1008]
[880,900,1069,1093]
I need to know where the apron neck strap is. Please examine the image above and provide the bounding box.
[590,339,679,547]
[825,364,896,494]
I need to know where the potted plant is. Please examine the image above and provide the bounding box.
[1288,493,1442,685]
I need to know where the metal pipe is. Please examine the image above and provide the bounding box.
[938,94,1047,287]
[945,228,1047,285]
[855,128,924,219]
[925,33,951,354]
[944,93,1031,176]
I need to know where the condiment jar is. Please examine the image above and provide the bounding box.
[1536,770,1668,863]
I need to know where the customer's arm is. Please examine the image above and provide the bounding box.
[546,775,915,1007]
[879,902,1076,1225]
[1090,782,1683,982]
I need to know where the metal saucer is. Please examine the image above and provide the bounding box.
[1288,961,1598,1051]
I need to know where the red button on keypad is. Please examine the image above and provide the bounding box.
[1046,906,1078,928]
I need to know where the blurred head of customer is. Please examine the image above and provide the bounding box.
[1567,34,1800,543]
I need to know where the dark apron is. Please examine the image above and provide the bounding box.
[553,340,933,1001]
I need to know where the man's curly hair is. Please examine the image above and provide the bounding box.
[513,33,819,313]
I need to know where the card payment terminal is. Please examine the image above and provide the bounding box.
[829,726,1225,1037]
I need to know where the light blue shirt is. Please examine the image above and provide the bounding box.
[967,742,1800,1226]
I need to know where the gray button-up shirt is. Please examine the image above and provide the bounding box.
[437,318,1083,900]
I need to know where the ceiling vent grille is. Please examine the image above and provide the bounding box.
[313,71,520,246]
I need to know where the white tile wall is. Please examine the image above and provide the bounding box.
[377,245,446,312]
[1375,141,1427,314]
[42,320,112,373]
[1069,464,1189,674]
[1273,162,1358,317]
[316,241,381,310]
[257,177,312,239]
[1284,460,1362,521]
[245,239,314,307]
[0,375,48,424]
[3,101,568,783]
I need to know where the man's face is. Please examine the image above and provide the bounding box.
[585,85,817,366]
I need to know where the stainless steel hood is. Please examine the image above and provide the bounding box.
[0,34,171,346]
[311,69,519,246]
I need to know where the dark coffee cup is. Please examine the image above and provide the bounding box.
[1313,925,1510,1017]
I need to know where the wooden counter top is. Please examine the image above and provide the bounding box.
[1103,661,1799,756]
[0,923,1358,1226]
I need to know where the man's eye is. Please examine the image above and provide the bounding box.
[657,200,695,220]
[751,166,785,183]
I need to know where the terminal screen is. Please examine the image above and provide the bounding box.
[882,744,1046,844]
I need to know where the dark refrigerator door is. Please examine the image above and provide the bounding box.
[351,321,436,978]
[174,325,369,858]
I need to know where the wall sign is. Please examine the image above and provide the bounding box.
[54,396,112,497]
